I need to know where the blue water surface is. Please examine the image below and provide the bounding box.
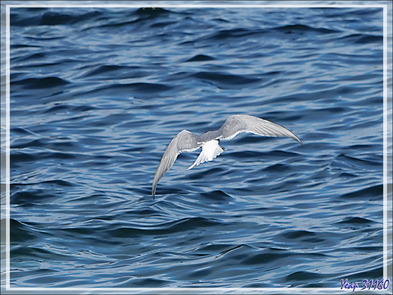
[5,4,387,290]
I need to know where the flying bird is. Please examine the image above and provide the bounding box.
[152,114,302,198]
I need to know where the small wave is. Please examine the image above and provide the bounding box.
[80,65,150,80]
[336,154,382,169]
[107,217,223,238]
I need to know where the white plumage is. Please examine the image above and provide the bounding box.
[187,139,224,170]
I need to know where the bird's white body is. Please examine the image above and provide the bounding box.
[188,139,224,170]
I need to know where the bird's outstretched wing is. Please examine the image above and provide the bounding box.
[152,130,200,198]
[217,114,303,144]
[152,115,303,198]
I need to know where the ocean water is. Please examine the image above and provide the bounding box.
[3,3,391,292]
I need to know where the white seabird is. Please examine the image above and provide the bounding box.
[152,114,302,198]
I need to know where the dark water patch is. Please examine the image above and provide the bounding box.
[274,24,338,34]
[150,20,177,29]
[185,54,215,62]
[199,190,233,202]
[205,28,265,41]
[82,64,125,76]
[150,185,188,198]
[339,33,382,44]
[343,266,383,281]
[336,217,375,225]
[40,10,104,26]
[9,219,38,242]
[12,179,74,189]
[10,11,42,26]
[338,172,357,178]
[11,76,69,89]
[128,208,162,217]
[10,127,35,136]
[11,138,44,149]
[229,150,299,160]
[230,134,280,144]
[11,8,105,26]
[193,243,236,256]
[343,144,381,151]
[11,189,58,206]
[284,270,327,283]
[11,149,81,168]
[162,71,194,83]
[242,249,326,266]
[57,226,98,236]
[192,71,260,88]
[338,184,383,200]
[133,7,173,18]
[270,85,361,105]
[11,52,47,63]
[187,167,226,180]
[277,230,326,244]
[10,151,36,164]
[122,278,170,287]
[87,82,174,96]
[262,163,294,173]
[335,154,382,170]
[10,246,68,261]
[242,250,291,265]
[280,230,316,239]
[11,137,78,150]
[40,11,81,25]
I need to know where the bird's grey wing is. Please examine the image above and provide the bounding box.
[152,130,200,198]
[218,114,303,144]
